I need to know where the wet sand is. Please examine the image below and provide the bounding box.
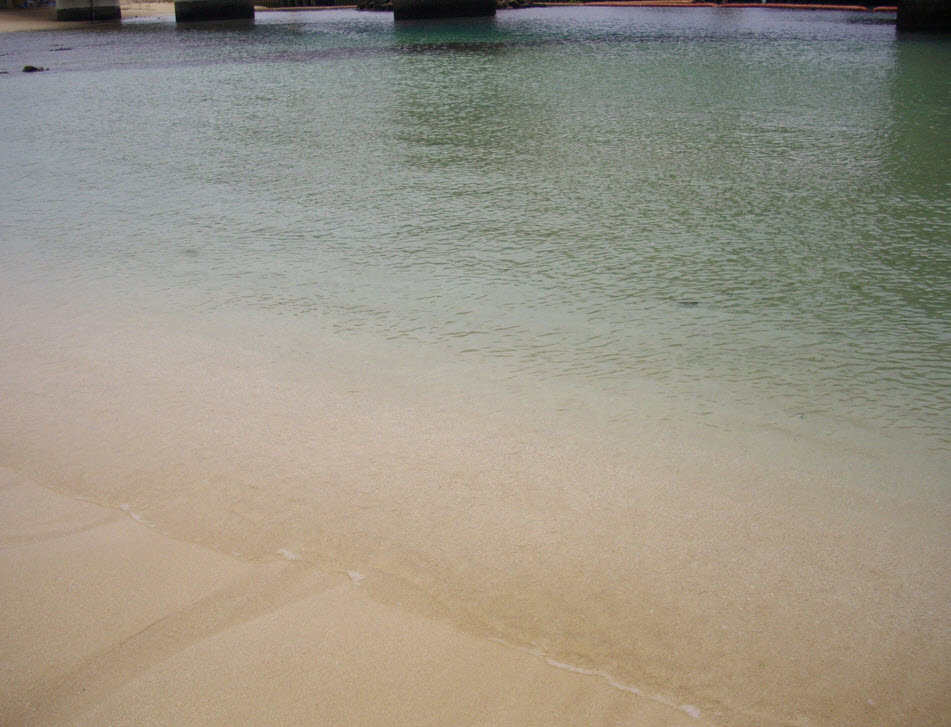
[0,3,173,32]
[0,467,703,727]
[0,7,78,32]
[0,279,949,727]
[0,2,365,33]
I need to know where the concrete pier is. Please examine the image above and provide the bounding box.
[56,0,120,21]
[897,0,951,31]
[174,0,254,21]
[393,0,496,20]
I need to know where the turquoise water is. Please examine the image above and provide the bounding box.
[2,7,949,458]
[3,9,951,724]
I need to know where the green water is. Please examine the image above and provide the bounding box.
[2,8,949,457]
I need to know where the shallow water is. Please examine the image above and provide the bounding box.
[3,7,950,452]
[1,7,950,725]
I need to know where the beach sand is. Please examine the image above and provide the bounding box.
[0,3,174,32]
[0,2,360,32]
[0,467,703,726]
[0,280,949,727]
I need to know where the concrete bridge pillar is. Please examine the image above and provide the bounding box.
[393,0,495,20]
[897,0,951,31]
[56,0,120,21]
[174,0,254,21]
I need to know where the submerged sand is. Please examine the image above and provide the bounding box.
[1,467,706,726]
[0,277,949,727]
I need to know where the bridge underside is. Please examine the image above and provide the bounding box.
[174,0,255,21]
[51,0,947,33]
[393,0,496,20]
[897,0,951,31]
[56,0,120,21]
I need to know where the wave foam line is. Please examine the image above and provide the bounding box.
[490,638,701,719]
[119,503,155,528]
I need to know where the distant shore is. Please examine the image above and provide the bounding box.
[0,3,168,31]
[585,1,896,7]
[0,2,355,32]
[0,0,896,33]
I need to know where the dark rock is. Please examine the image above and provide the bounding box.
[23,65,46,73]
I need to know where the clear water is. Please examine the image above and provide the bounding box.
[3,8,950,455]
[2,8,950,725]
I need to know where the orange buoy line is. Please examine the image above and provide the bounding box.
[719,3,870,9]
[569,1,896,9]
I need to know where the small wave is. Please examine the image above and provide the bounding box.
[489,638,700,719]
[119,503,155,528]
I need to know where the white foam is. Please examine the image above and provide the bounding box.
[490,639,700,719]
[119,503,155,528]
[347,570,367,584]
[276,548,300,561]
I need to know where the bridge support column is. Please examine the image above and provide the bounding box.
[897,0,951,32]
[393,0,495,20]
[174,0,254,21]
[56,0,120,21]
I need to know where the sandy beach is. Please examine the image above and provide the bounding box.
[0,3,173,32]
[0,276,948,727]
[0,2,365,32]
[0,467,704,726]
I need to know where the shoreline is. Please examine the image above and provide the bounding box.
[0,3,355,32]
[0,467,703,726]
[1,279,948,727]
[0,1,896,33]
